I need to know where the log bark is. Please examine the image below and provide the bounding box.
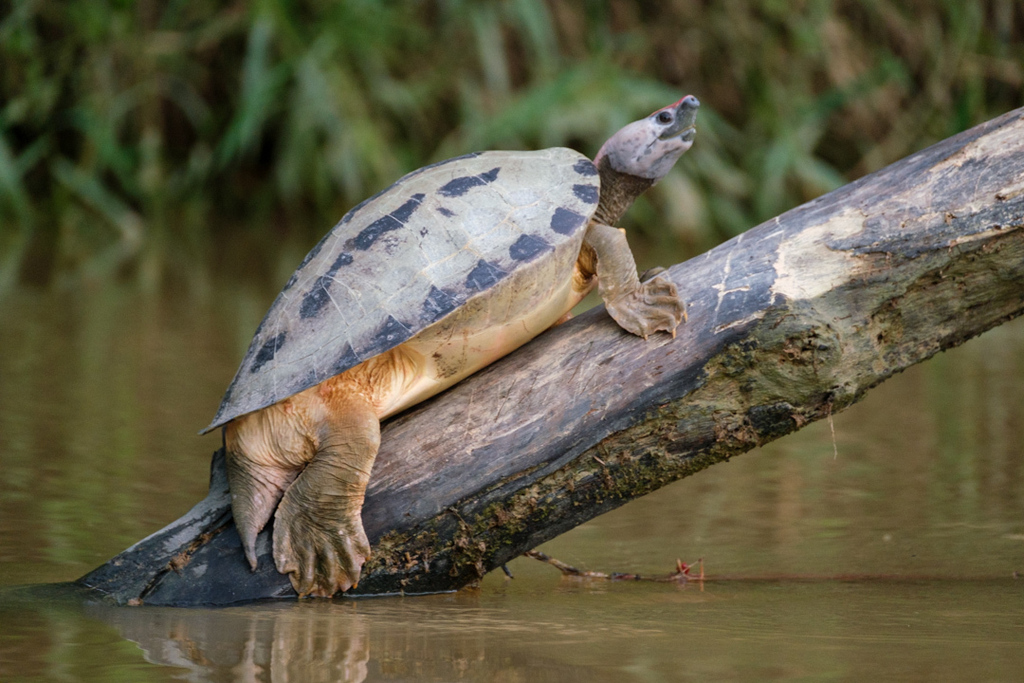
[78,107,1024,606]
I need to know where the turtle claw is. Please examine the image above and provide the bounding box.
[639,266,667,283]
[273,488,371,598]
[240,530,259,572]
[224,447,298,574]
[605,275,685,339]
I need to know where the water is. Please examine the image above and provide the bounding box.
[1,285,1023,681]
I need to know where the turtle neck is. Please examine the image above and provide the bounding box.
[592,154,656,226]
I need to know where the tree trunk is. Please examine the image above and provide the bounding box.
[79,107,1024,606]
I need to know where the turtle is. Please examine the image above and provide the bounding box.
[203,94,700,597]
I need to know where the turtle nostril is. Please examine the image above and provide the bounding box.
[681,95,700,109]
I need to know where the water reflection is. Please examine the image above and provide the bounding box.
[90,601,371,683]
[79,586,668,682]
[5,574,1021,682]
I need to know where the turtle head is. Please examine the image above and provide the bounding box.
[595,95,699,182]
[591,95,698,225]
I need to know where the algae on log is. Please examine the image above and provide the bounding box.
[79,107,1024,606]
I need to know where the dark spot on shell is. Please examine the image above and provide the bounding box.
[419,227,429,236]
[390,193,423,222]
[215,380,237,421]
[465,259,505,291]
[573,183,599,204]
[437,167,500,198]
[299,251,354,319]
[250,332,287,374]
[375,315,413,347]
[550,207,587,235]
[300,284,331,319]
[574,159,598,176]
[328,251,354,271]
[301,367,321,389]
[329,344,361,376]
[422,286,458,323]
[437,207,455,218]
[349,193,425,251]
[509,234,552,262]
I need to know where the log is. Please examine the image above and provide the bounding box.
[78,107,1024,606]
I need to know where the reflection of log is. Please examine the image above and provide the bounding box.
[78,108,1024,606]
[83,600,374,680]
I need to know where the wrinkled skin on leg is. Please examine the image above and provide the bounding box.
[225,352,408,597]
[581,222,686,338]
[272,395,379,596]
[225,409,309,569]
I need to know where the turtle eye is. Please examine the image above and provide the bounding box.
[656,110,673,125]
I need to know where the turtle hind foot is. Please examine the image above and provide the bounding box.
[270,392,380,597]
[224,449,298,571]
[273,484,371,597]
[605,275,686,339]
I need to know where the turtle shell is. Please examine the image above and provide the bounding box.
[203,147,600,433]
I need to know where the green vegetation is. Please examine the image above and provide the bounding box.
[1,0,1021,292]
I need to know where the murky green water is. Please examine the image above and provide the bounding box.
[1,286,1023,681]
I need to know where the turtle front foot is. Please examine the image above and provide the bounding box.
[273,483,371,597]
[605,275,686,339]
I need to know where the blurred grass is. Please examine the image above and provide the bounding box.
[0,0,1021,294]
